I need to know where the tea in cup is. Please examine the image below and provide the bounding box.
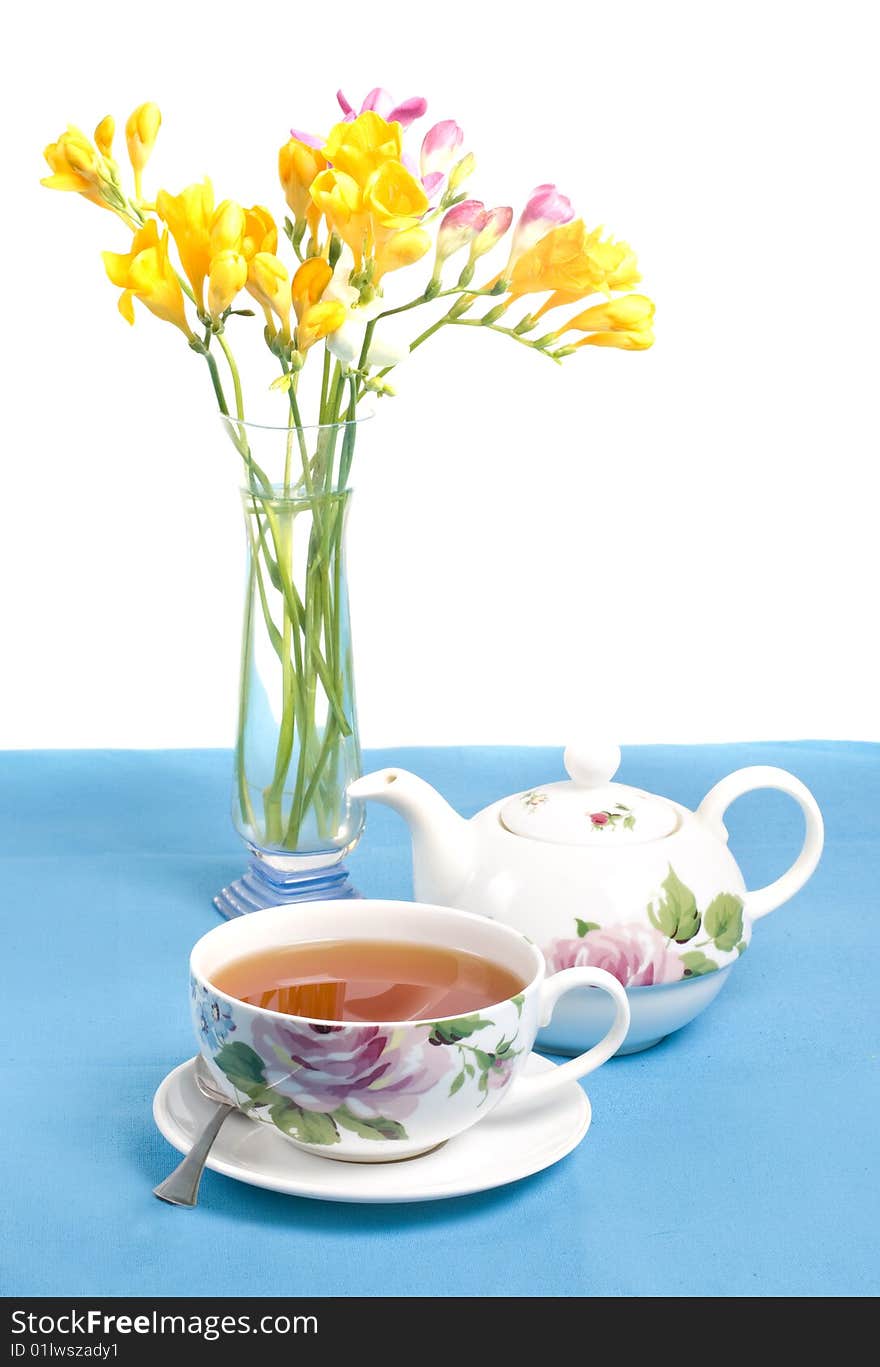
[190,900,630,1161]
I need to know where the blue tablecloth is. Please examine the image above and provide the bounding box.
[1,743,878,1298]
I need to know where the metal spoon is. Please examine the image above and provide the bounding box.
[153,1058,237,1207]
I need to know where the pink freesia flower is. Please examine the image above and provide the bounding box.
[471,205,513,259]
[288,128,324,150]
[506,184,575,271]
[545,922,686,988]
[336,88,428,128]
[421,119,465,179]
[436,199,488,263]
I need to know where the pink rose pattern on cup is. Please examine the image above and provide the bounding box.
[193,985,526,1146]
[544,866,747,987]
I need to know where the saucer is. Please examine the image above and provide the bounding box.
[152,1054,591,1204]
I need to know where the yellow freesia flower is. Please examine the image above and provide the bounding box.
[323,112,402,185]
[558,294,655,350]
[296,301,347,352]
[102,220,193,336]
[246,252,291,335]
[362,162,429,283]
[310,168,371,267]
[42,126,116,209]
[374,225,431,283]
[242,206,278,261]
[210,199,246,257]
[94,116,115,159]
[125,103,161,198]
[157,180,214,307]
[593,240,640,293]
[536,239,641,318]
[208,250,248,320]
[508,220,604,301]
[291,258,332,322]
[364,161,428,231]
[279,139,326,237]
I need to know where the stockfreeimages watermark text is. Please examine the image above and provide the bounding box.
[10,1309,317,1343]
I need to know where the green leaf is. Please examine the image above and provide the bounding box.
[478,1072,489,1092]
[681,950,719,977]
[703,893,744,952]
[736,940,747,956]
[511,993,525,1016]
[429,1014,492,1044]
[647,866,700,943]
[449,1071,466,1097]
[269,1100,340,1145]
[472,1049,494,1071]
[334,1106,408,1141]
[576,919,600,937]
[213,1042,267,1099]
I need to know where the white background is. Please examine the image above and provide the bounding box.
[3,0,878,750]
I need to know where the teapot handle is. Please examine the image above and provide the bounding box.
[696,766,824,920]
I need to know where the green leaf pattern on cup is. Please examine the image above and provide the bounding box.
[196,992,527,1147]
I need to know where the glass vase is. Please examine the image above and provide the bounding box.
[214,416,365,916]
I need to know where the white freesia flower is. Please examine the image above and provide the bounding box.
[322,252,411,369]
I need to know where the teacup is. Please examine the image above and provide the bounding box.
[190,900,630,1161]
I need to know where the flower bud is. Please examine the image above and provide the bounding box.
[246,252,292,334]
[420,120,464,179]
[291,258,332,322]
[447,152,476,193]
[559,295,655,351]
[560,294,655,336]
[210,200,246,256]
[94,116,115,159]
[507,184,574,271]
[125,102,161,181]
[208,250,248,320]
[279,137,328,230]
[470,205,513,261]
[434,200,487,276]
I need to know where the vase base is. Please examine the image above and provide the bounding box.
[213,860,360,918]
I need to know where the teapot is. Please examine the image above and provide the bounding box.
[349,742,824,1055]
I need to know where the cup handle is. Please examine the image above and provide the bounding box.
[696,765,824,921]
[510,967,630,1105]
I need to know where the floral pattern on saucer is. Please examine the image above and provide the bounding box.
[200,1002,525,1146]
[544,867,747,987]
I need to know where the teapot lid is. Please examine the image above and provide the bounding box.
[500,742,678,846]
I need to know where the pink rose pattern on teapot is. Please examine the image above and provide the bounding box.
[545,866,749,987]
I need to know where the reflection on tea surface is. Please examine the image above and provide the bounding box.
[211,939,525,1023]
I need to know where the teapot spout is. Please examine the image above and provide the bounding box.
[348,768,473,905]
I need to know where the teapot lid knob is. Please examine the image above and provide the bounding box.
[564,741,621,788]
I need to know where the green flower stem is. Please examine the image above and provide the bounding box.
[373,283,500,324]
[202,349,230,415]
[447,317,563,362]
[216,331,245,421]
[284,374,314,494]
[319,345,332,422]
[234,556,257,829]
